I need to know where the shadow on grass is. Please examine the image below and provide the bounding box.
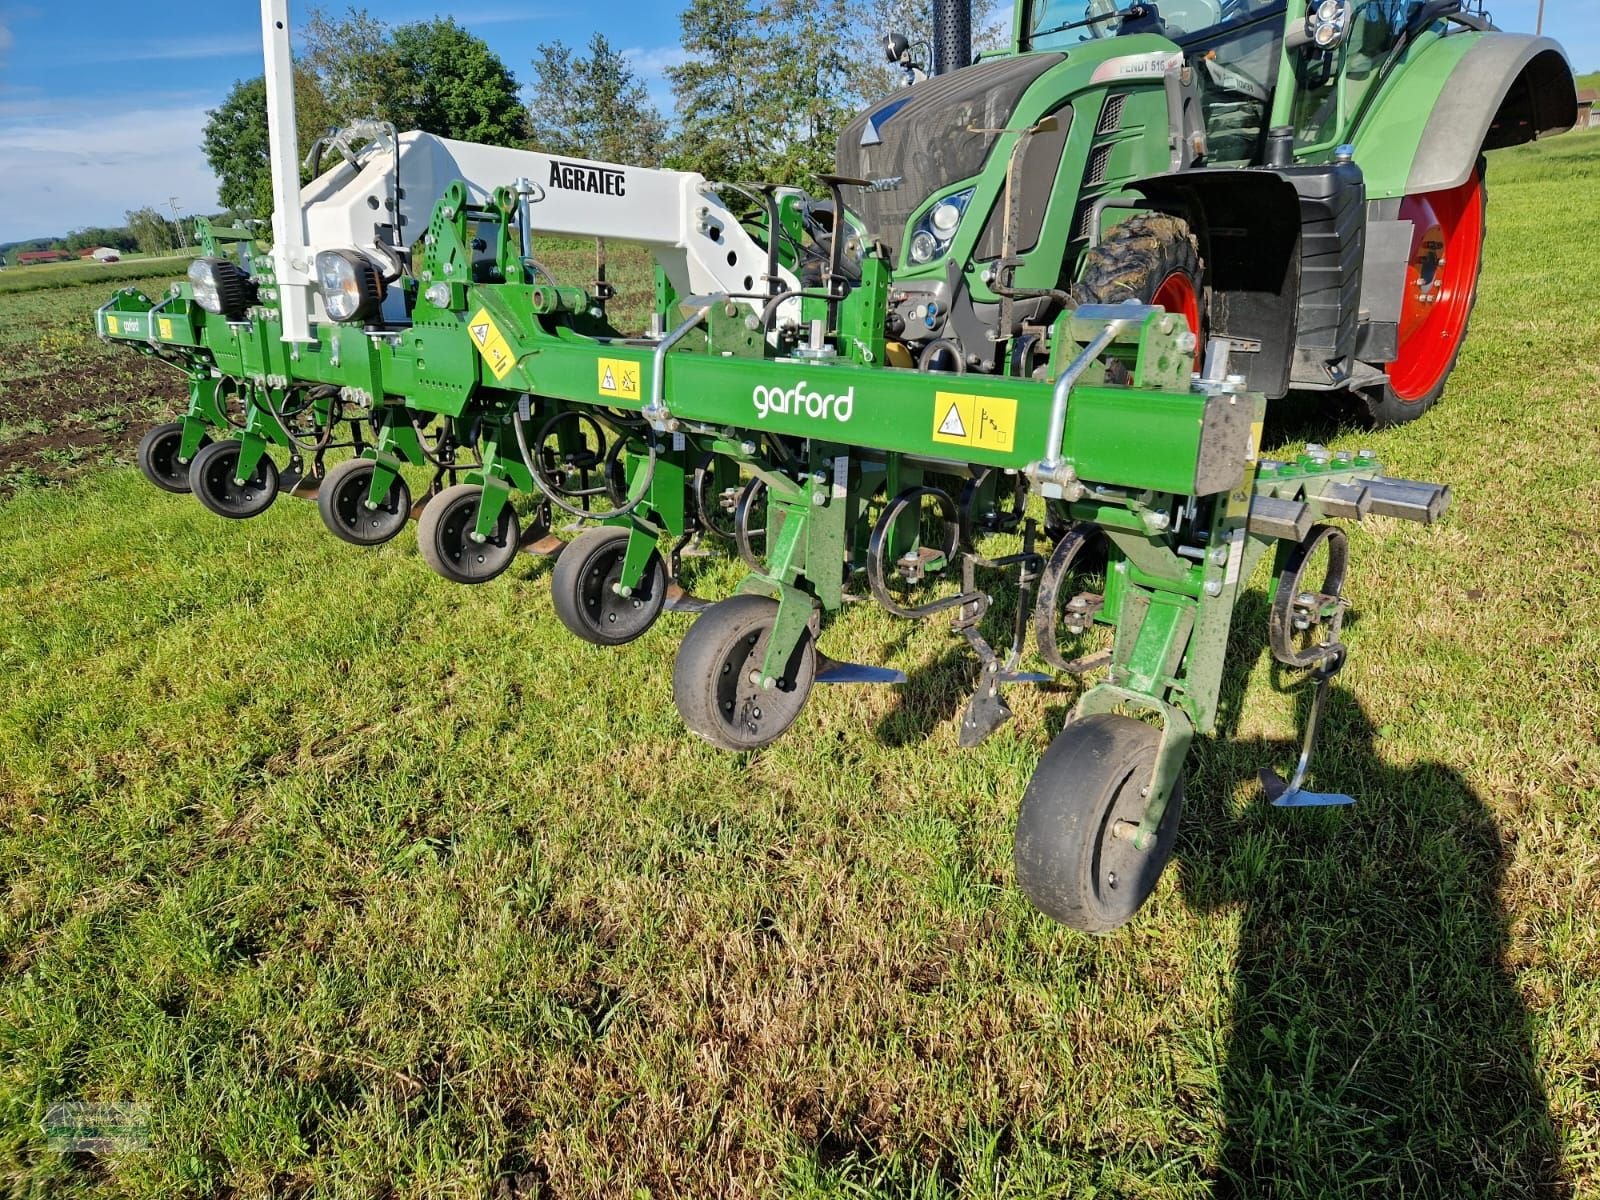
[1180,644,1567,1195]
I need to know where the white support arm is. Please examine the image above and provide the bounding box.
[261,0,313,342]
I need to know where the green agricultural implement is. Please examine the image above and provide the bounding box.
[98,0,1569,931]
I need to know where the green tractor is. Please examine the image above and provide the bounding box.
[839,0,1575,423]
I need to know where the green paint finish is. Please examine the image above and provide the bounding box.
[1349,28,1479,197]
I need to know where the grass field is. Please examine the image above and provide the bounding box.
[1,131,1597,1198]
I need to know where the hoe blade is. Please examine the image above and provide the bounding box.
[816,656,907,685]
[1259,767,1355,808]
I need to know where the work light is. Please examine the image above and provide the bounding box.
[187,257,256,321]
[315,249,386,323]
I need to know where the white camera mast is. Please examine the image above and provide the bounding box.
[257,0,798,343]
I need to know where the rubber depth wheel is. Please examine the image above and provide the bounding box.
[550,525,668,646]
[317,458,412,547]
[137,421,209,494]
[188,440,279,519]
[416,483,520,584]
[1360,165,1486,427]
[1013,713,1184,933]
[1072,213,1203,369]
[673,594,816,752]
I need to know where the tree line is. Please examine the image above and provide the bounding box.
[201,0,1001,222]
[3,208,203,260]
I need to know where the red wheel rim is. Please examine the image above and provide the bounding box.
[1152,269,1202,368]
[1389,171,1485,402]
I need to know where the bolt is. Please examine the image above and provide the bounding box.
[469,531,487,544]
[740,440,757,456]
[1204,579,1224,596]
[1210,545,1229,565]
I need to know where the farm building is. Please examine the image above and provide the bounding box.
[1577,88,1599,128]
[15,250,73,265]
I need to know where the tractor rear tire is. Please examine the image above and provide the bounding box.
[1072,214,1203,358]
[1357,165,1487,427]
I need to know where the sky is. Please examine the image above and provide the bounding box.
[0,0,1595,244]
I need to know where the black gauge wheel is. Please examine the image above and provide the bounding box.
[317,458,412,546]
[416,483,520,584]
[550,525,668,646]
[673,594,816,752]
[189,440,279,519]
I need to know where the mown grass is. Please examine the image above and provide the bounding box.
[0,132,1597,1198]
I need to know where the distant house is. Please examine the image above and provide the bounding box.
[16,250,73,265]
[1578,89,1600,130]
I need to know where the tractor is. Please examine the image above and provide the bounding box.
[846,0,1575,424]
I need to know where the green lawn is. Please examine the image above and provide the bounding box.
[1,132,1597,1198]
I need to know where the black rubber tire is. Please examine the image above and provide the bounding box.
[673,594,816,752]
[1013,713,1184,933]
[1357,164,1487,428]
[317,458,412,547]
[550,525,668,646]
[1072,214,1203,326]
[137,421,209,494]
[188,440,279,520]
[415,482,520,584]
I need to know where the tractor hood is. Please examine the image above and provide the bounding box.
[837,53,1065,264]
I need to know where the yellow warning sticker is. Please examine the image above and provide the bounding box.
[931,391,1017,453]
[597,357,641,401]
[467,307,518,381]
[107,315,119,335]
[158,317,174,341]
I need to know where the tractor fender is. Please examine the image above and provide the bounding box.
[1351,32,1576,200]
[1125,169,1304,399]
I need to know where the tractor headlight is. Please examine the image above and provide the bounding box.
[906,187,975,267]
[909,230,941,264]
[314,249,386,323]
[187,257,256,320]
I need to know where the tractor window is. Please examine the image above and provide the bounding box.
[1177,4,1287,163]
[1026,0,1282,46]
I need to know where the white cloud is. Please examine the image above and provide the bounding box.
[0,22,13,54]
[55,34,260,66]
[0,102,221,241]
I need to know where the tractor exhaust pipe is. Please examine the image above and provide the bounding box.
[932,0,972,75]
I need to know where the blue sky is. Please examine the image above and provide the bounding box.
[0,0,1594,244]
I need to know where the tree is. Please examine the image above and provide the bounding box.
[125,208,180,255]
[386,19,529,145]
[201,70,336,220]
[844,0,1009,101]
[300,9,528,146]
[667,0,857,185]
[65,226,137,253]
[527,33,668,166]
